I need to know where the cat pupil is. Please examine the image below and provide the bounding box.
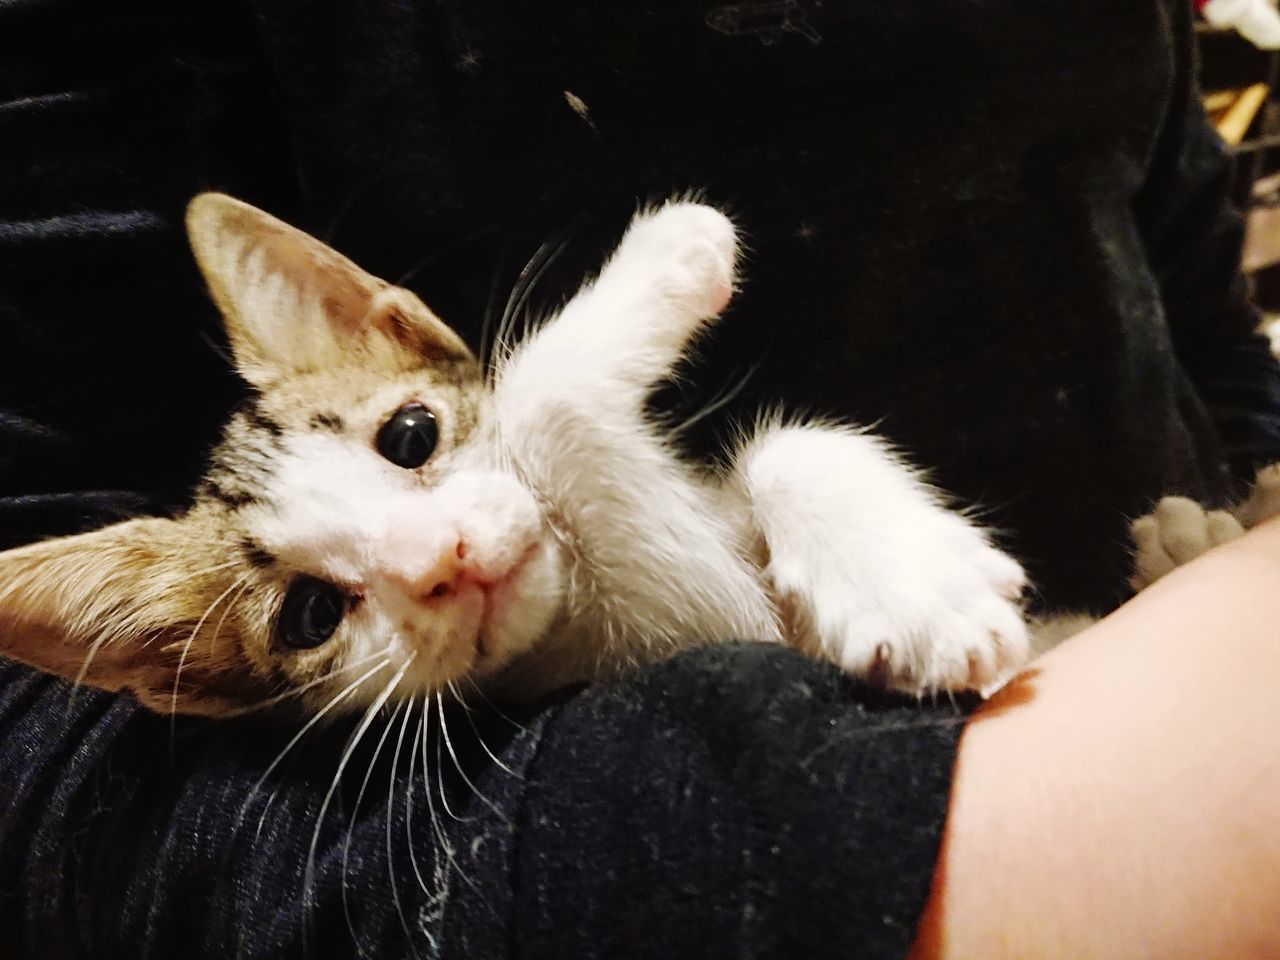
[376,402,439,469]
[277,577,347,650]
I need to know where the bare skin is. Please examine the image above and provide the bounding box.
[909,516,1280,960]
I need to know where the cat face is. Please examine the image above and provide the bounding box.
[0,194,565,717]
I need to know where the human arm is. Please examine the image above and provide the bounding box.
[910,515,1280,959]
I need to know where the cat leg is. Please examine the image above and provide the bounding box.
[493,200,743,523]
[495,200,737,414]
[728,422,1029,694]
[492,204,780,669]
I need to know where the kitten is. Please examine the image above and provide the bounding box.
[0,194,1030,718]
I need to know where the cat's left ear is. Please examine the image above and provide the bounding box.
[0,518,259,716]
[186,193,473,386]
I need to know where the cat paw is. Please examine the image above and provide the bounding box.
[1235,463,1280,528]
[1129,496,1244,591]
[785,521,1031,696]
[618,201,738,319]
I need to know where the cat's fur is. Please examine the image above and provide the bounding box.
[0,194,1032,717]
[1127,465,1280,589]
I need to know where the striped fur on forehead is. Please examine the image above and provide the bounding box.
[199,351,487,517]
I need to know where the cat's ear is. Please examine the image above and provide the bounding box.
[0,518,255,716]
[186,192,473,386]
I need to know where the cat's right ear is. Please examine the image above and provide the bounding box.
[185,193,473,386]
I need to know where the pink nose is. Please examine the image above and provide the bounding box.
[385,537,490,602]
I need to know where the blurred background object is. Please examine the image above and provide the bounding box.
[1200,0,1280,49]
[1199,3,1280,348]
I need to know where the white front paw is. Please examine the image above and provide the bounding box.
[1130,496,1244,591]
[777,520,1030,696]
[619,201,738,318]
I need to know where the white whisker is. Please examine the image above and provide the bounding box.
[339,699,406,960]
[65,629,117,717]
[493,234,570,370]
[302,658,414,941]
[229,644,394,717]
[403,701,432,896]
[182,557,246,579]
[420,694,457,854]
[436,691,506,821]
[670,360,761,437]
[238,657,392,832]
[462,675,528,734]
[170,571,252,750]
[418,694,483,899]
[479,249,512,377]
[432,694,467,824]
[385,697,421,959]
[447,679,518,777]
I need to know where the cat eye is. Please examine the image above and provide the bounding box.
[376,402,439,469]
[276,576,347,650]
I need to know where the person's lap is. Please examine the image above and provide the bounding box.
[0,643,965,958]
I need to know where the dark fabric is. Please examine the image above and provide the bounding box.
[1,0,1275,957]
[0,645,965,959]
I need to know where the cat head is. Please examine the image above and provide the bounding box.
[0,194,565,717]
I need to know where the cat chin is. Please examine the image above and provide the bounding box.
[468,537,567,676]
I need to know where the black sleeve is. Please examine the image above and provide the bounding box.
[1135,0,1280,482]
[0,646,963,960]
